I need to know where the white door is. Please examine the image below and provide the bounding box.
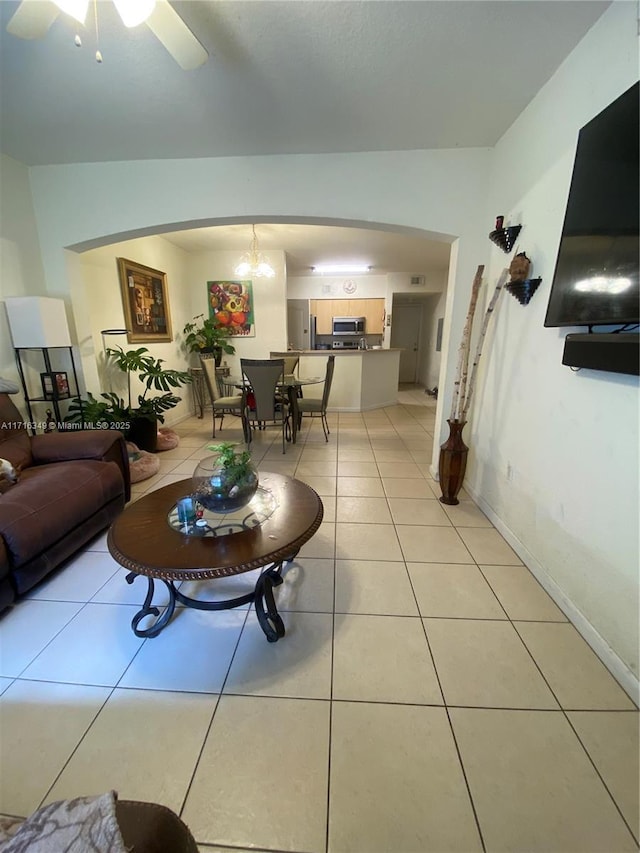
[391,303,422,383]
[287,301,308,350]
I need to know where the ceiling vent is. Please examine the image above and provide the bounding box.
[410,275,425,286]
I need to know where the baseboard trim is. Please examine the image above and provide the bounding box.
[327,401,398,412]
[465,483,639,706]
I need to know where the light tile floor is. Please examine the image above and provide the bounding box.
[0,386,638,852]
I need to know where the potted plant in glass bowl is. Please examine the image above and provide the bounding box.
[183,314,236,366]
[192,442,258,513]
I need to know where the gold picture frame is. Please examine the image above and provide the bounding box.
[117,257,173,343]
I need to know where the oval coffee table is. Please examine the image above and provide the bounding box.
[107,473,323,642]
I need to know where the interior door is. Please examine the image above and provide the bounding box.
[391,303,422,383]
[287,301,308,350]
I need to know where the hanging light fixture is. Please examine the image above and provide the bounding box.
[113,0,156,28]
[50,0,156,61]
[52,0,89,24]
[234,225,275,279]
[52,0,155,27]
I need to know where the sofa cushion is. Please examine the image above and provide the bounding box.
[0,459,124,568]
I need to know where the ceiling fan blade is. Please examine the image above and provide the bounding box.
[6,0,60,39]
[145,0,208,70]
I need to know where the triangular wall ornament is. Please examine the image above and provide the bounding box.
[505,278,542,306]
[489,224,522,253]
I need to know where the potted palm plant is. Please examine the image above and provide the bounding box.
[65,346,191,452]
[183,314,236,366]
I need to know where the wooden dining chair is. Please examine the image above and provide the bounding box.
[199,356,246,438]
[241,358,289,454]
[296,355,335,441]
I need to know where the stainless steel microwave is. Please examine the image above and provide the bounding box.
[333,316,366,336]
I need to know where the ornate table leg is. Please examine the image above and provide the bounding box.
[126,572,176,638]
[254,565,285,643]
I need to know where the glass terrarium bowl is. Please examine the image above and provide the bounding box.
[192,453,259,513]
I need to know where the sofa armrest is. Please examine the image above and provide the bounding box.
[31,430,131,502]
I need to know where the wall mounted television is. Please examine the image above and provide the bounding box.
[544,81,639,330]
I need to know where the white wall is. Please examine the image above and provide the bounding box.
[468,1,639,684]
[424,291,447,390]
[0,155,47,396]
[187,249,287,378]
[72,236,195,425]
[287,273,388,300]
[418,293,446,389]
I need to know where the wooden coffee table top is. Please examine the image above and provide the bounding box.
[107,473,324,581]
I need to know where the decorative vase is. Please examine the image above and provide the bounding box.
[438,419,468,505]
[192,454,258,513]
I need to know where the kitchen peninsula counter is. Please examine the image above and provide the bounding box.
[270,349,401,412]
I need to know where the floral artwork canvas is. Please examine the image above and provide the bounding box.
[207,280,255,337]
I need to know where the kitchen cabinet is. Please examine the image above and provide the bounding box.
[310,300,334,334]
[360,299,385,335]
[310,298,385,335]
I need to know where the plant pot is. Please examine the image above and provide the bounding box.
[438,419,468,505]
[192,454,258,513]
[200,347,223,367]
[126,417,158,453]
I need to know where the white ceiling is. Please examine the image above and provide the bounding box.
[162,221,453,275]
[0,1,609,167]
[0,0,610,276]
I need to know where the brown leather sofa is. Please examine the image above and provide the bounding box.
[0,393,130,610]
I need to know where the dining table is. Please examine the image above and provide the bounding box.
[230,373,324,445]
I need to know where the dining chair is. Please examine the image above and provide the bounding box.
[282,354,300,378]
[270,352,299,380]
[241,358,289,454]
[296,355,335,441]
[200,356,246,439]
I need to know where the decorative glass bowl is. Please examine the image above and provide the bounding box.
[192,453,259,513]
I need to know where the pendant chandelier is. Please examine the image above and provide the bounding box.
[234,225,275,279]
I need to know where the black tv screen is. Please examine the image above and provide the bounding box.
[544,81,639,327]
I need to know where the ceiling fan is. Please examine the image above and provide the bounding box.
[6,0,208,69]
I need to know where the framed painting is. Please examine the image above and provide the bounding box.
[207,280,255,337]
[117,258,173,343]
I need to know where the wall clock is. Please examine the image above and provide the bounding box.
[343,280,357,294]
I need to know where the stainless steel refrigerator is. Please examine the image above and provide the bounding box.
[309,314,317,350]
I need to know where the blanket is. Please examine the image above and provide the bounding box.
[0,791,126,852]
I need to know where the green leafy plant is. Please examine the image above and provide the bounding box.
[183,315,236,355]
[65,346,191,426]
[208,442,253,487]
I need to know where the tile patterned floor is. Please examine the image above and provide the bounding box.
[0,386,638,852]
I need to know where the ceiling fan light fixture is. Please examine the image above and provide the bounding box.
[52,0,89,25]
[113,0,156,28]
[234,225,276,279]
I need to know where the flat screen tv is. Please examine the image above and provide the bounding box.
[544,81,639,328]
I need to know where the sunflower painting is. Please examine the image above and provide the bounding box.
[207,280,255,337]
